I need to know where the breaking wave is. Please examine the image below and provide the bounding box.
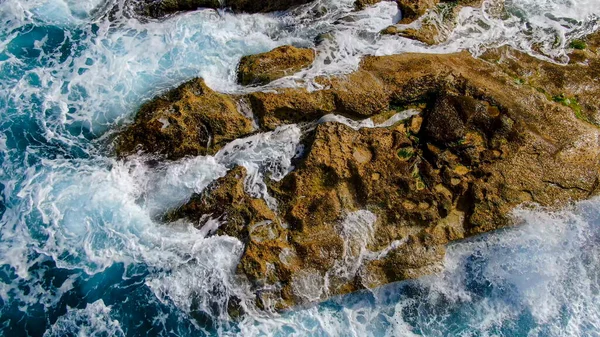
[1,0,599,336]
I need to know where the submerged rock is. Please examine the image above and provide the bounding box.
[116,78,253,160]
[354,0,385,10]
[237,45,315,86]
[227,0,314,13]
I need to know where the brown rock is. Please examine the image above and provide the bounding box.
[169,48,600,309]
[116,78,253,160]
[238,45,315,86]
[397,0,440,24]
[354,0,384,10]
[166,166,304,309]
[245,68,390,130]
[383,0,484,44]
[121,32,600,310]
[479,32,600,126]
[247,88,337,129]
[164,166,277,238]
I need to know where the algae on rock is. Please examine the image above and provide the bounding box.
[116,33,600,311]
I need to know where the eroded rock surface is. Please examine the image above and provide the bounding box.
[118,34,600,310]
[383,0,485,44]
[116,78,253,159]
[238,45,315,86]
[479,32,600,126]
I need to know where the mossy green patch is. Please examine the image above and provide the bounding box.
[513,77,525,85]
[569,39,587,50]
[551,93,597,126]
[397,147,414,160]
[552,93,581,113]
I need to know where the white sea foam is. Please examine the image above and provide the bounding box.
[43,300,126,337]
[317,109,420,130]
[1,0,600,335]
[227,199,600,337]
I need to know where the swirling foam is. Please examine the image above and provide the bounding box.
[1,0,600,336]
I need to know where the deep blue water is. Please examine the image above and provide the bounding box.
[1,0,600,336]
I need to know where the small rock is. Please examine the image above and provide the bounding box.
[116,78,253,160]
[238,45,315,86]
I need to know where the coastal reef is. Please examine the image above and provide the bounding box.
[116,26,600,310]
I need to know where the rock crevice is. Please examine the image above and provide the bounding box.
[116,34,600,310]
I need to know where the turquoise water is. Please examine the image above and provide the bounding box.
[0,0,599,336]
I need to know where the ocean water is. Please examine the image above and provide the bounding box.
[0,0,599,336]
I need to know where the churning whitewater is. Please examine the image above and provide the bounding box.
[1,0,599,336]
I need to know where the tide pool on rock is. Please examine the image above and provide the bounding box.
[1,0,600,336]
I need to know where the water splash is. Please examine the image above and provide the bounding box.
[231,198,600,337]
[1,0,600,336]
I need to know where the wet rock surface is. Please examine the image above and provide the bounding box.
[141,0,220,18]
[116,78,253,160]
[383,0,484,44]
[117,33,600,310]
[237,45,315,86]
[227,0,314,13]
[479,32,600,127]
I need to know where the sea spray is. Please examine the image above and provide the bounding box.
[1,0,600,335]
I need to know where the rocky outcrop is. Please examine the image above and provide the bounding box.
[116,78,253,160]
[159,49,600,309]
[165,166,301,310]
[237,45,315,86]
[383,0,485,44]
[479,32,600,126]
[118,32,600,310]
[396,0,439,23]
[140,0,314,17]
[245,71,390,129]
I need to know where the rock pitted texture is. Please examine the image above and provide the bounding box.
[161,50,600,309]
[237,45,315,86]
[118,35,600,310]
[479,33,600,126]
[116,78,253,160]
[396,0,439,23]
[245,70,390,129]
